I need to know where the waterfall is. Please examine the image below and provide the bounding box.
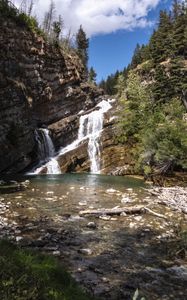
[31,99,112,175]
[78,100,112,173]
[32,129,61,174]
[36,128,55,160]
[46,158,61,174]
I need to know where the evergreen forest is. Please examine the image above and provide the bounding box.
[100,0,187,177]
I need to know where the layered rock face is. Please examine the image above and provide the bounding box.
[0,16,102,173]
[55,104,135,175]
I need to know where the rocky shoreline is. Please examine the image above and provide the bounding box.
[148,186,187,214]
[0,178,187,299]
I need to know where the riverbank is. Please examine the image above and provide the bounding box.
[0,174,187,299]
[0,239,95,300]
[148,186,187,214]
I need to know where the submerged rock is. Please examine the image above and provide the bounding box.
[86,222,97,229]
[78,248,93,255]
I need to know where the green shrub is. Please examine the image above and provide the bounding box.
[140,60,154,73]
[0,240,95,300]
[0,0,18,18]
[117,70,187,175]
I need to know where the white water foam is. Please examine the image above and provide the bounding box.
[30,129,61,175]
[77,100,112,173]
[32,99,112,174]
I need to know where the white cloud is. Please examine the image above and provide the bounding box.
[14,0,161,37]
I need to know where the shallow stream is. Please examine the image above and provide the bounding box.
[1,174,187,299]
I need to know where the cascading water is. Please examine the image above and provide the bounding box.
[33,129,61,174]
[46,158,61,174]
[78,100,112,173]
[36,128,55,159]
[32,99,112,175]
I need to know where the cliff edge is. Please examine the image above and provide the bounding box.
[0,13,102,173]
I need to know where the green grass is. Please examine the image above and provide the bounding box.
[0,240,95,300]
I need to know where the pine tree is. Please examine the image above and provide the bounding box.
[131,44,142,68]
[118,71,151,142]
[140,44,150,62]
[99,79,106,91]
[150,11,174,62]
[149,30,158,63]
[115,0,187,174]
[172,0,182,20]
[172,1,186,57]
[88,67,97,83]
[115,74,125,97]
[53,15,63,44]
[105,73,118,95]
[152,65,174,104]
[76,25,89,78]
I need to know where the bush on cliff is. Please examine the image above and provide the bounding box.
[0,0,43,35]
[117,70,187,176]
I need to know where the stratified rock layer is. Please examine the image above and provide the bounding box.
[56,104,135,175]
[0,16,102,173]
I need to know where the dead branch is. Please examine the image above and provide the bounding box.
[79,205,167,220]
[79,205,145,216]
[144,207,167,219]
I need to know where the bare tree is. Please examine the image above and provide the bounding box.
[28,0,35,16]
[19,0,35,16]
[19,0,27,13]
[43,0,55,34]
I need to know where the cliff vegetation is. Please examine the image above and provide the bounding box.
[100,0,187,179]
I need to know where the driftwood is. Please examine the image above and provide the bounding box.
[79,205,144,216]
[144,207,167,219]
[79,205,167,219]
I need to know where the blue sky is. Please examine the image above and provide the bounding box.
[15,0,173,82]
[89,0,172,82]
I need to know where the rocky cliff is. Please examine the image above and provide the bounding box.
[0,15,103,173]
[55,103,135,175]
[0,11,136,176]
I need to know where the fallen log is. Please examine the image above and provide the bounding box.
[79,205,145,216]
[79,205,167,219]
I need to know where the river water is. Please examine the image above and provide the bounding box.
[1,174,187,299]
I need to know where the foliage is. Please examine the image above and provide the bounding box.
[131,44,142,68]
[113,0,187,176]
[76,25,89,77]
[98,70,121,95]
[0,0,42,35]
[118,68,187,175]
[101,0,187,96]
[118,71,151,142]
[140,60,154,73]
[137,101,187,174]
[0,240,95,300]
[0,0,18,18]
[0,1,85,67]
[149,10,174,63]
[88,67,97,84]
[115,73,126,97]
[52,16,63,46]
[16,13,39,32]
